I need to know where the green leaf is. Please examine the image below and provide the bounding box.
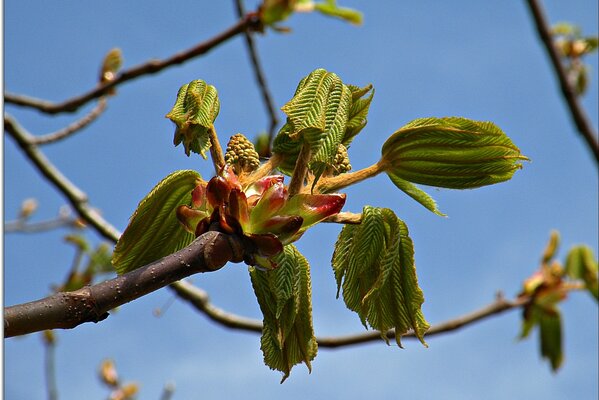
[261,0,296,26]
[386,171,445,216]
[343,84,374,147]
[332,205,429,346]
[539,310,563,372]
[250,245,317,382]
[565,245,598,300]
[86,243,114,275]
[381,117,528,189]
[313,0,363,25]
[165,80,220,158]
[112,170,200,274]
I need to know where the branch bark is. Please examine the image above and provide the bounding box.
[4,231,244,338]
[525,0,599,163]
[170,280,530,348]
[4,13,261,115]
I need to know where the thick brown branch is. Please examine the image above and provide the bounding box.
[4,13,260,115]
[5,114,121,242]
[170,280,530,348]
[4,231,244,338]
[525,0,599,163]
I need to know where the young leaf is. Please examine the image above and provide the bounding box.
[539,309,564,372]
[313,0,363,25]
[112,170,200,274]
[332,205,429,346]
[386,171,445,216]
[565,245,598,300]
[165,80,220,158]
[273,68,352,182]
[249,244,317,382]
[343,84,374,147]
[381,117,528,189]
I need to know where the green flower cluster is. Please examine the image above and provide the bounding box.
[225,133,260,173]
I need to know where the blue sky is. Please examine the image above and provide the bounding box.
[4,1,598,399]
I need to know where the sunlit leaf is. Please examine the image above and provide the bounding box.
[112,170,200,274]
[565,245,598,300]
[386,171,445,216]
[332,205,429,346]
[313,0,363,25]
[250,244,317,382]
[382,117,528,189]
[165,80,220,158]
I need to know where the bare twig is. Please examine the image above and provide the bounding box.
[42,332,59,400]
[170,280,530,348]
[5,114,121,242]
[4,231,245,338]
[5,216,77,233]
[525,0,599,163]
[31,99,107,145]
[234,0,279,152]
[4,13,261,115]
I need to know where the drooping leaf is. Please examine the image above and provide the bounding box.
[539,309,564,372]
[250,245,317,382]
[332,205,429,346]
[565,245,598,300]
[313,0,363,25]
[112,170,200,274]
[386,171,445,216]
[165,80,220,158]
[381,117,528,189]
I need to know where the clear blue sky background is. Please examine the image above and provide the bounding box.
[4,1,598,399]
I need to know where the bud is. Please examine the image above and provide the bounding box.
[100,359,119,387]
[330,144,351,175]
[165,80,220,158]
[225,133,260,174]
[381,117,528,189]
[19,198,38,219]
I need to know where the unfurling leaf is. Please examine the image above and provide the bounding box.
[112,170,200,274]
[250,244,317,382]
[332,205,429,347]
[381,117,528,190]
[166,80,220,157]
[539,310,563,371]
[565,245,598,300]
[273,68,372,184]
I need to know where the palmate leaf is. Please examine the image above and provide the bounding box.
[165,80,220,158]
[332,205,429,346]
[249,244,317,382]
[112,170,199,274]
[273,69,356,181]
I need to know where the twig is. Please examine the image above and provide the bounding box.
[42,332,59,400]
[323,211,362,224]
[5,114,121,242]
[525,0,599,163]
[170,280,530,348]
[4,231,245,338]
[5,216,77,233]
[234,0,279,153]
[4,13,261,115]
[31,99,107,145]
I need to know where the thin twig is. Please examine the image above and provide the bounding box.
[42,333,59,400]
[31,99,107,145]
[234,0,279,153]
[4,114,121,242]
[525,0,599,163]
[4,13,261,115]
[5,216,77,233]
[170,280,530,348]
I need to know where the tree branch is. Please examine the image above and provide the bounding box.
[525,0,599,163]
[4,13,261,115]
[234,0,279,153]
[5,215,77,233]
[5,114,121,242]
[170,280,530,348]
[4,231,245,338]
[31,99,107,145]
